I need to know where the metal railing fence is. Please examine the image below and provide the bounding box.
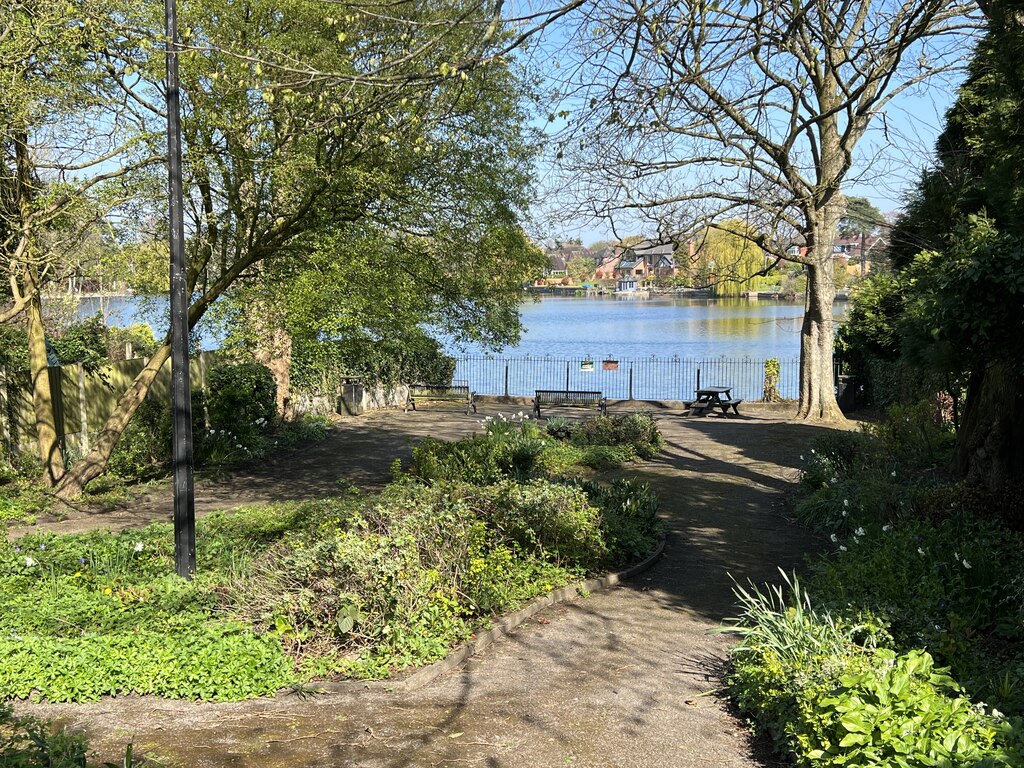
[451,356,802,402]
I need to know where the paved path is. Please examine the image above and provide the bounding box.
[17,407,833,767]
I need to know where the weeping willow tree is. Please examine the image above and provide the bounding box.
[689,220,771,297]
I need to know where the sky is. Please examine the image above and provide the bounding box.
[522,4,972,248]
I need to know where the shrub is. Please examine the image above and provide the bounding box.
[206,361,277,443]
[108,397,176,479]
[574,478,662,565]
[725,574,1024,767]
[570,412,664,458]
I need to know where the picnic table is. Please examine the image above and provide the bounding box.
[683,386,742,417]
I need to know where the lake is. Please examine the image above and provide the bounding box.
[450,295,844,360]
[76,294,847,400]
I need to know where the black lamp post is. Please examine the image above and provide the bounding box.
[165,0,196,579]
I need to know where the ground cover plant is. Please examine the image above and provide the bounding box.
[0,412,663,703]
[724,406,1024,766]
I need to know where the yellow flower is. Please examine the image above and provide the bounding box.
[73,571,83,578]
[103,587,113,595]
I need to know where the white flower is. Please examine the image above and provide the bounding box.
[882,525,892,532]
[811,448,816,454]
[918,548,925,556]
[954,551,960,560]
[992,708,1004,719]
[855,527,865,537]
[963,559,972,569]
[133,542,144,553]
[839,545,848,552]
[800,455,804,461]
[830,534,838,543]
[891,470,896,477]
[23,556,35,567]
[841,509,847,517]
[843,499,849,508]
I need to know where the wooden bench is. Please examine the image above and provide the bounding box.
[405,384,476,414]
[533,390,607,419]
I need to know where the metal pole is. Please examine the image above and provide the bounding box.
[166,0,196,579]
[504,362,509,399]
[565,362,570,391]
[628,365,634,400]
[697,367,701,393]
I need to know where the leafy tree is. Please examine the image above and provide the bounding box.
[553,0,977,421]
[844,2,1024,490]
[1,0,159,482]
[53,0,550,496]
[567,255,595,284]
[839,197,886,240]
[691,220,767,297]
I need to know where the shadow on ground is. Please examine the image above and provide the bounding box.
[17,407,843,767]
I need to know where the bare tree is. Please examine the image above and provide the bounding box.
[552,0,979,420]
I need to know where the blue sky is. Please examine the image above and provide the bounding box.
[524,8,970,248]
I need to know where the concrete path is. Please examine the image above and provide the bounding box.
[16,407,834,767]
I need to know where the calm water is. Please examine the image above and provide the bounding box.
[449,295,846,361]
[75,294,847,399]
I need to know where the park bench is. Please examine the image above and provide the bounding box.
[404,384,477,415]
[533,389,607,419]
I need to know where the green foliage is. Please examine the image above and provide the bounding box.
[410,412,664,486]
[762,357,781,402]
[566,412,664,458]
[49,316,108,369]
[725,575,1024,768]
[0,324,29,369]
[291,334,456,393]
[0,512,302,701]
[0,702,98,768]
[229,479,629,678]
[795,408,954,534]
[2,422,661,700]
[107,397,176,480]
[206,362,276,438]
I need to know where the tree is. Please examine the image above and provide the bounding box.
[52,0,552,496]
[553,0,977,420]
[691,220,767,296]
[863,2,1024,491]
[1,0,160,483]
[567,255,595,284]
[839,197,885,240]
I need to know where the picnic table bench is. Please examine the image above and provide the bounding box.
[533,389,607,419]
[683,386,743,417]
[404,383,477,414]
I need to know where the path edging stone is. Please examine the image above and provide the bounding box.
[304,535,667,696]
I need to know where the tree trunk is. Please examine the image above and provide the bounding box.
[796,228,845,422]
[251,302,292,418]
[56,343,172,498]
[24,269,65,484]
[954,362,1024,492]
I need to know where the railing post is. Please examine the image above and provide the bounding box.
[697,367,701,393]
[503,362,509,399]
[565,362,570,391]
[628,365,634,400]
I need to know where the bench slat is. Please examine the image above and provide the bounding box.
[533,390,607,418]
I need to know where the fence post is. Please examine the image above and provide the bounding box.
[696,367,701,393]
[503,362,509,399]
[78,366,90,453]
[628,365,634,401]
[565,362,570,391]
[0,366,9,448]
